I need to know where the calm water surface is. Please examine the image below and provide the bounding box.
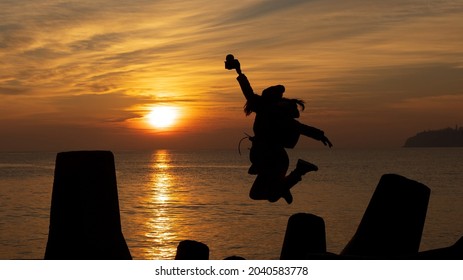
[0,148,462,259]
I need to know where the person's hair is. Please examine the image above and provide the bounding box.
[244,100,254,116]
[288,98,305,111]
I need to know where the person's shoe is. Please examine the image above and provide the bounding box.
[296,159,318,175]
[282,190,293,205]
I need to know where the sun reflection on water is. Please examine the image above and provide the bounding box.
[143,150,178,259]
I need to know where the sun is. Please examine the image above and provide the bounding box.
[146,106,178,129]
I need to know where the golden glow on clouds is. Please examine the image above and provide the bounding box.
[1,0,463,150]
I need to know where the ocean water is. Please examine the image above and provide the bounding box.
[0,148,462,260]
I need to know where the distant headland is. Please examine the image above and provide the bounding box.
[404,126,463,147]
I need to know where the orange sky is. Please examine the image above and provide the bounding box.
[1,0,462,151]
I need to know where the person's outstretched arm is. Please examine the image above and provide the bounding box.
[320,135,333,148]
[299,123,333,148]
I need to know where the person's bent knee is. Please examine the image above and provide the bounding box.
[267,196,279,203]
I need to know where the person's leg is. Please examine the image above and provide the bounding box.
[249,166,288,202]
[249,147,288,202]
[284,159,318,186]
[249,163,318,204]
[248,147,317,204]
[278,159,319,204]
[249,174,272,200]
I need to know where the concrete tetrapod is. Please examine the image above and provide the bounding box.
[44,151,132,260]
[341,174,430,259]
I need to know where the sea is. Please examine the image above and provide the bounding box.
[0,148,462,260]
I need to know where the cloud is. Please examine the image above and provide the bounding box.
[0,24,35,52]
[43,93,149,123]
[1,0,463,149]
[219,0,314,24]
[300,63,463,119]
[69,32,127,52]
[0,87,30,96]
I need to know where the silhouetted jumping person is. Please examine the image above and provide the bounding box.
[225,54,333,204]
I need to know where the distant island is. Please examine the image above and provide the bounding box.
[404,126,463,147]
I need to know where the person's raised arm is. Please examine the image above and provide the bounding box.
[225,54,256,101]
[236,71,256,101]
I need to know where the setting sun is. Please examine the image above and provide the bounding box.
[147,106,178,129]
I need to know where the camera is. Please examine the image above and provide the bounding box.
[224,54,239,70]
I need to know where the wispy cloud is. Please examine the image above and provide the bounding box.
[1,0,463,149]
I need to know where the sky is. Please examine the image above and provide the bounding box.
[1,0,462,151]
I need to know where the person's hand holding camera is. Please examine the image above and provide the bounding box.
[225,54,241,75]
